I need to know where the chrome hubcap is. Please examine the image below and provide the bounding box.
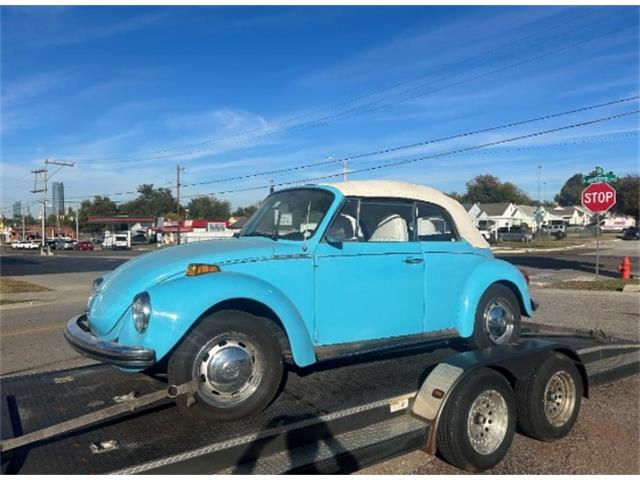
[467,390,509,455]
[483,300,514,345]
[194,334,262,407]
[544,371,576,427]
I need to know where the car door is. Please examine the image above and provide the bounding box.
[416,201,484,334]
[314,197,425,345]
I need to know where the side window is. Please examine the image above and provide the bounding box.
[326,198,414,243]
[416,202,458,242]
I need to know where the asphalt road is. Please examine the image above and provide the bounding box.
[497,240,640,284]
[2,239,638,278]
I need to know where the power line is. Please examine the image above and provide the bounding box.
[179,95,638,188]
[179,109,639,199]
[1,127,635,212]
[22,96,640,203]
[59,11,631,165]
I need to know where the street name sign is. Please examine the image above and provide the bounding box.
[582,166,617,185]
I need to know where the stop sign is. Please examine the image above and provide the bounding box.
[581,182,616,213]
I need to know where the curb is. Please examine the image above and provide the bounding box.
[493,243,588,254]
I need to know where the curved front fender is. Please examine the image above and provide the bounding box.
[117,272,317,367]
[456,259,533,337]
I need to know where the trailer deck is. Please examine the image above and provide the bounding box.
[2,328,638,474]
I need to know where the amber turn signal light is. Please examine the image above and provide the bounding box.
[186,263,221,276]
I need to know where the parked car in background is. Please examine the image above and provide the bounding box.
[112,234,130,250]
[496,226,532,243]
[74,241,95,251]
[623,227,640,240]
[19,240,40,249]
[542,221,566,235]
[65,180,535,422]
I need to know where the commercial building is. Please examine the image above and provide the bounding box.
[12,201,21,218]
[51,182,65,216]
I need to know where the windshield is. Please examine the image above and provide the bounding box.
[240,188,334,241]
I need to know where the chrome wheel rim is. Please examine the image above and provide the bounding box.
[194,333,262,407]
[543,370,576,427]
[467,389,509,455]
[483,300,514,345]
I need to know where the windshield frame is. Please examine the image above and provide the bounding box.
[239,187,336,242]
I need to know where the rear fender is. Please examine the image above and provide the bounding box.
[456,259,533,337]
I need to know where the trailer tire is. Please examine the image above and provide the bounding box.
[437,368,516,472]
[515,353,582,441]
[168,310,284,422]
[469,283,521,349]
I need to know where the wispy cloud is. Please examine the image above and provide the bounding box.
[3,7,170,49]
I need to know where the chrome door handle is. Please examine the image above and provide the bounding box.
[403,257,423,264]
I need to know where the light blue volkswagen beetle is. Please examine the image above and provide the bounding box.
[65,180,535,420]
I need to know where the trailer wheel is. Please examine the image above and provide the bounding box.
[437,368,516,472]
[469,283,521,349]
[515,353,582,441]
[168,310,284,422]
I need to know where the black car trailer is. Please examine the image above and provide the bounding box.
[1,324,638,474]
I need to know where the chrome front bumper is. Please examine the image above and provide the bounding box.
[64,314,156,369]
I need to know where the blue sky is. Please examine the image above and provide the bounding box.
[1,6,638,215]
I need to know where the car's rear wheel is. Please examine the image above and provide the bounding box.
[168,310,284,422]
[469,284,521,350]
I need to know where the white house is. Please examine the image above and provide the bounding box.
[476,203,519,232]
[513,204,538,231]
[550,206,592,226]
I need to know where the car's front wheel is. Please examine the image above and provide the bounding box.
[469,284,521,350]
[168,310,284,422]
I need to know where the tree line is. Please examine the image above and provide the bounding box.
[8,173,638,233]
[447,172,638,218]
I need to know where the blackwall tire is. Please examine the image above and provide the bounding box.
[437,368,516,472]
[469,283,521,350]
[515,353,583,441]
[168,310,284,422]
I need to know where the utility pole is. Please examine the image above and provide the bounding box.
[343,159,348,182]
[269,179,275,194]
[31,159,74,249]
[176,165,185,245]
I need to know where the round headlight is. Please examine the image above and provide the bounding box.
[132,292,151,333]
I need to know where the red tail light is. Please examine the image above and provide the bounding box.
[519,268,530,286]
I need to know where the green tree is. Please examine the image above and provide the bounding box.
[554,173,584,206]
[463,175,532,204]
[79,196,118,232]
[232,204,259,218]
[612,175,639,218]
[186,195,231,219]
[119,184,177,217]
[446,191,465,203]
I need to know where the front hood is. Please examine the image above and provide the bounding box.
[88,238,276,336]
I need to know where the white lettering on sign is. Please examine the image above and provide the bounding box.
[584,191,615,203]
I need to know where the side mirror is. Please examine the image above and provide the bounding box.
[325,227,346,246]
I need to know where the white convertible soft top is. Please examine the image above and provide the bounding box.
[325,180,489,249]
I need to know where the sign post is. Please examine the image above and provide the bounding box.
[581,181,617,280]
